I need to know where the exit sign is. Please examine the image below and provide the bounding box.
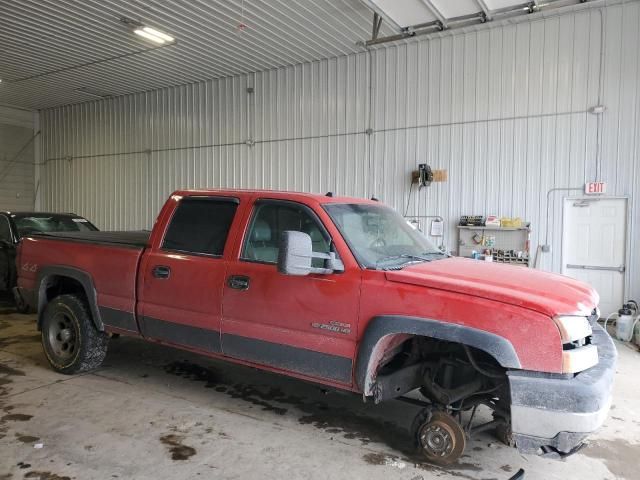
[585,182,606,194]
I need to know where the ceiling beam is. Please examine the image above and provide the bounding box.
[474,0,493,21]
[419,0,448,30]
[360,1,404,32]
[371,12,383,40]
[364,0,595,47]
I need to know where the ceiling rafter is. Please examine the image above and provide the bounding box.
[474,0,493,21]
[360,0,404,32]
[419,0,448,30]
[361,0,601,47]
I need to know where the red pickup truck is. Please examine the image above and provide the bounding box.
[15,189,615,464]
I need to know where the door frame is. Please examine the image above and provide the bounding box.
[561,195,630,305]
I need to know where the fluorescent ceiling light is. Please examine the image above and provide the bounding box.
[142,27,174,43]
[120,16,175,44]
[134,28,166,44]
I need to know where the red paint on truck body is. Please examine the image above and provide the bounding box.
[18,236,143,318]
[17,189,600,390]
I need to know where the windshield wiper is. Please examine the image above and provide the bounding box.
[420,250,450,258]
[375,251,450,270]
[375,254,432,269]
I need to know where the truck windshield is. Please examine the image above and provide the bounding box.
[12,215,97,238]
[323,203,446,269]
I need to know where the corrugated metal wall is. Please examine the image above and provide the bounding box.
[39,2,640,301]
[0,124,35,212]
[39,53,371,227]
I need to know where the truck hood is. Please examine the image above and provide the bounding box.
[385,257,598,317]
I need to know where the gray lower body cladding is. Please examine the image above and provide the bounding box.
[507,324,616,454]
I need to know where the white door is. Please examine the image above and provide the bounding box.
[562,197,627,317]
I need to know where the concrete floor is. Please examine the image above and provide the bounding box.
[1,298,639,480]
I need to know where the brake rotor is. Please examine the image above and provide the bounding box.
[417,410,466,465]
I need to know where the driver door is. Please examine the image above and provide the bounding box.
[221,199,361,386]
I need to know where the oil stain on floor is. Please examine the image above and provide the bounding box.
[1,413,33,422]
[23,471,72,480]
[164,361,293,416]
[0,333,41,349]
[163,360,410,449]
[0,364,26,377]
[159,433,197,461]
[16,433,40,443]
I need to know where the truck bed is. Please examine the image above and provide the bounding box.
[18,231,149,326]
[30,230,150,248]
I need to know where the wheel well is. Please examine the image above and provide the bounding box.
[44,275,87,301]
[365,334,508,402]
[357,316,520,398]
[37,275,89,327]
[36,267,104,331]
[367,335,512,445]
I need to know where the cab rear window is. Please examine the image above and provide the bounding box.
[162,197,238,256]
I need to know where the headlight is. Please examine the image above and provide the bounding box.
[562,345,598,373]
[554,315,592,343]
[555,315,597,373]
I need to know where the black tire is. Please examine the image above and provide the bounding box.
[41,294,109,374]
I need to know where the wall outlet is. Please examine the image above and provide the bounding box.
[541,244,551,253]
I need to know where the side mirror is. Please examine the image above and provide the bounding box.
[278,231,344,276]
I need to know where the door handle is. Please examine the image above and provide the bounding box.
[227,275,250,290]
[152,265,171,279]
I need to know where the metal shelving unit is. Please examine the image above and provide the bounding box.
[457,224,531,267]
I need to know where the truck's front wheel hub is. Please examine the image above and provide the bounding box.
[416,410,466,465]
[422,423,453,455]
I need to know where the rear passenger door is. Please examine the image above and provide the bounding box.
[138,196,240,353]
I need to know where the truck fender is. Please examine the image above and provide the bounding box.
[355,315,521,395]
[36,265,104,331]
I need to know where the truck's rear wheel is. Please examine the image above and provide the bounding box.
[413,409,466,465]
[41,294,109,374]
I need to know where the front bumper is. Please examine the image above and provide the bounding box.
[507,324,616,454]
